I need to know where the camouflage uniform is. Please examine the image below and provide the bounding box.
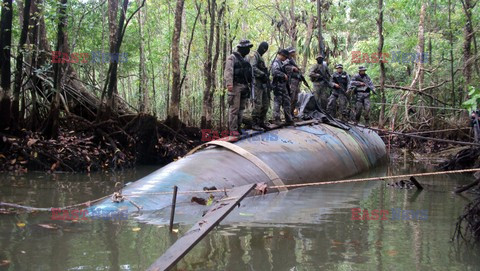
[224,50,253,132]
[271,58,293,124]
[309,60,334,110]
[249,50,270,126]
[283,57,301,115]
[350,71,375,125]
[327,69,350,120]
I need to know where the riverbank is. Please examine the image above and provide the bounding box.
[0,114,202,173]
[0,117,476,173]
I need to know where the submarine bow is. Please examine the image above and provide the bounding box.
[90,124,386,215]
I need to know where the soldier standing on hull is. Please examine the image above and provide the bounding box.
[309,54,339,110]
[271,49,294,126]
[327,64,350,120]
[249,41,270,131]
[283,47,301,117]
[350,66,376,126]
[224,39,254,133]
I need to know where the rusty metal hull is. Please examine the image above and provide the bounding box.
[90,124,386,214]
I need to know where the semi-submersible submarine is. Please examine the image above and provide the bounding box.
[89,117,387,216]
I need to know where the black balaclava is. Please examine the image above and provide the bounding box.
[316,57,324,64]
[238,47,251,57]
[258,42,269,56]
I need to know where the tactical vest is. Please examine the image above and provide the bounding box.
[256,55,268,78]
[353,74,371,92]
[233,52,253,84]
[311,61,329,83]
[285,58,301,79]
[333,72,349,90]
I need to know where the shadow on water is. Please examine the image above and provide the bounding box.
[0,162,480,270]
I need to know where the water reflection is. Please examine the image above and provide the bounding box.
[0,163,479,270]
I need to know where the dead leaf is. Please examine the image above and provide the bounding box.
[10,159,16,165]
[37,223,61,230]
[27,138,38,147]
[0,260,11,267]
[132,227,141,232]
[50,161,59,171]
[16,222,26,227]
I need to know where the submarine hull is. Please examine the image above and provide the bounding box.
[90,124,387,214]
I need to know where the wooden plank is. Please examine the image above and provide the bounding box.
[409,177,424,190]
[294,119,319,127]
[147,184,257,271]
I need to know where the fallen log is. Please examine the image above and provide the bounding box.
[455,178,480,194]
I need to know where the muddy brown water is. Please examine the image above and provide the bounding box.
[0,161,479,271]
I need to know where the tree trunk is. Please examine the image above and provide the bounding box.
[0,0,13,130]
[301,15,315,71]
[43,0,68,139]
[288,0,297,47]
[448,0,456,106]
[377,0,386,127]
[108,0,118,51]
[201,0,216,129]
[137,0,148,113]
[404,3,426,126]
[220,17,227,128]
[168,0,185,127]
[461,0,474,101]
[316,0,324,55]
[11,0,33,131]
[106,0,118,110]
[145,1,157,116]
[103,0,128,120]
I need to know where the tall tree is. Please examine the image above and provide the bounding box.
[301,15,315,71]
[448,0,456,106]
[0,0,13,130]
[11,0,33,129]
[168,0,185,127]
[460,0,474,102]
[103,0,128,119]
[377,0,386,127]
[404,3,426,125]
[316,0,324,54]
[137,0,148,113]
[107,0,118,101]
[201,0,217,129]
[43,0,68,139]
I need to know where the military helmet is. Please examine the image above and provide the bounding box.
[358,66,367,71]
[335,64,343,69]
[286,46,296,53]
[278,49,290,57]
[237,39,253,48]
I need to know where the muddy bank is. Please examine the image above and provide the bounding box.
[0,114,202,173]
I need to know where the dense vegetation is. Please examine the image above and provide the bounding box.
[0,0,479,171]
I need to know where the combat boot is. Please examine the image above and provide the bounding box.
[251,123,265,132]
[273,118,282,126]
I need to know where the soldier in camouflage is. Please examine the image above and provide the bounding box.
[350,66,376,126]
[283,47,302,116]
[271,49,294,126]
[309,54,339,110]
[327,64,350,120]
[248,41,270,131]
[224,39,254,133]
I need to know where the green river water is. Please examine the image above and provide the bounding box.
[0,160,479,271]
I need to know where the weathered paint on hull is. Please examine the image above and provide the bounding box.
[90,124,386,214]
